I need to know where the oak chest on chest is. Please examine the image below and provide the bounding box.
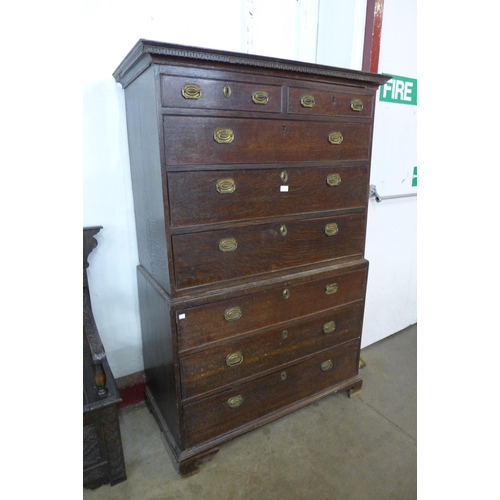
[113,40,389,475]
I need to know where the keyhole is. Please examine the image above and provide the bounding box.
[282,125,287,133]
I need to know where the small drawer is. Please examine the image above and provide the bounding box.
[172,213,366,290]
[163,116,371,166]
[183,339,360,447]
[175,264,367,352]
[168,166,368,228]
[161,74,283,113]
[287,86,374,118]
[180,301,364,399]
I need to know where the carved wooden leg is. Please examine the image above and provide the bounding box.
[101,406,127,485]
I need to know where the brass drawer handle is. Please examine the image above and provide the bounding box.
[219,238,237,252]
[214,128,234,144]
[181,83,202,100]
[328,131,343,145]
[226,351,243,367]
[327,173,341,187]
[224,306,242,322]
[325,283,339,295]
[323,321,336,335]
[300,95,316,108]
[216,178,235,194]
[321,360,333,372]
[283,289,290,299]
[280,224,287,237]
[252,90,269,105]
[351,98,364,111]
[223,85,232,98]
[227,395,244,408]
[325,223,338,236]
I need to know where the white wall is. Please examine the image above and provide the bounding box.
[83,0,415,378]
[362,0,417,347]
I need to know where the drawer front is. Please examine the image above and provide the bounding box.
[176,265,367,352]
[180,301,364,399]
[183,339,360,447]
[164,116,371,165]
[287,86,374,118]
[172,213,366,289]
[168,166,368,228]
[161,74,283,113]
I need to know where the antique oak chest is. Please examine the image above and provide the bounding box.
[113,40,389,475]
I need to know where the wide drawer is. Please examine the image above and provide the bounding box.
[163,116,371,166]
[161,74,283,113]
[287,85,374,118]
[172,213,366,289]
[180,301,364,400]
[176,264,367,352]
[168,166,368,228]
[183,339,360,447]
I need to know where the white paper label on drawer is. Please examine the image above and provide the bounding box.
[280,185,289,192]
[178,313,186,320]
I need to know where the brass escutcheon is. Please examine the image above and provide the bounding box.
[351,98,364,111]
[328,131,343,145]
[282,329,288,339]
[323,321,336,335]
[224,306,242,322]
[321,360,333,372]
[227,395,244,408]
[281,371,287,381]
[252,90,269,105]
[283,289,290,299]
[216,178,235,194]
[226,351,243,367]
[219,237,237,252]
[223,85,232,98]
[327,173,341,187]
[300,95,316,108]
[181,83,202,100]
[281,171,288,184]
[214,128,234,144]
[325,283,339,295]
[280,224,287,237]
[325,223,339,236]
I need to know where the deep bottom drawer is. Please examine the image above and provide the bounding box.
[183,339,360,447]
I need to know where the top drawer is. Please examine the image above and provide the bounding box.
[161,74,283,113]
[287,86,374,118]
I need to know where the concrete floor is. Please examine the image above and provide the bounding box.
[84,324,417,500]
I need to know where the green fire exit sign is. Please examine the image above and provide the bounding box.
[379,74,417,105]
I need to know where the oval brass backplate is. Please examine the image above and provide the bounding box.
[327,173,341,187]
[214,128,234,144]
[219,237,237,252]
[328,131,343,145]
[216,178,235,194]
[300,95,315,108]
[325,283,339,295]
[323,321,336,335]
[181,83,202,99]
[227,395,244,408]
[224,306,242,322]
[252,90,269,105]
[351,98,364,111]
[325,223,338,236]
[226,351,243,367]
[321,360,333,372]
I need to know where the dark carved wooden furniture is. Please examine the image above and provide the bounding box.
[83,226,127,488]
[113,40,389,476]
